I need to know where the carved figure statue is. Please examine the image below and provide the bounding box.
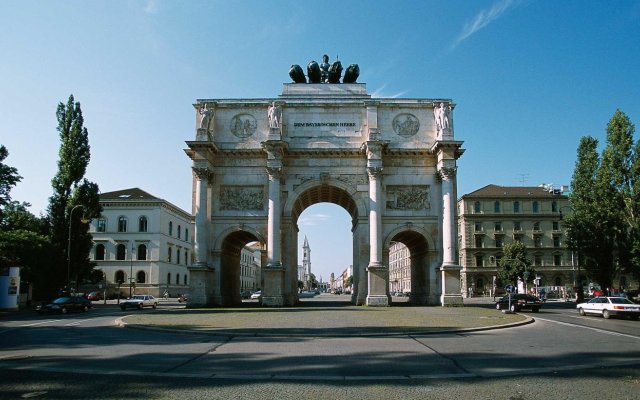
[199,104,212,131]
[268,102,281,128]
[328,60,343,83]
[320,54,330,83]
[307,61,321,83]
[434,102,451,133]
[289,64,306,83]
[343,64,360,83]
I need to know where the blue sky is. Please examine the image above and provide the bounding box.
[1,1,639,282]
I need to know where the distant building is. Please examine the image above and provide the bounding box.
[89,188,193,297]
[389,242,411,293]
[240,242,262,292]
[457,184,574,298]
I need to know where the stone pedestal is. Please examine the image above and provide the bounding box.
[187,266,215,307]
[366,263,389,306]
[440,264,464,306]
[262,265,284,307]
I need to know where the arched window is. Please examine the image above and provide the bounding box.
[474,201,481,213]
[513,201,520,213]
[184,274,187,285]
[118,216,128,232]
[178,225,181,239]
[115,270,125,284]
[476,278,485,291]
[184,251,188,266]
[167,273,171,285]
[137,244,147,260]
[177,249,181,265]
[176,273,180,285]
[136,271,146,284]
[139,216,148,232]
[185,229,189,242]
[116,244,126,260]
[168,247,172,262]
[169,221,173,236]
[532,201,539,213]
[95,244,105,260]
[494,201,501,213]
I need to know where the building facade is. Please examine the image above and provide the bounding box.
[89,188,194,297]
[389,241,411,294]
[185,73,464,307]
[457,184,575,298]
[240,243,261,293]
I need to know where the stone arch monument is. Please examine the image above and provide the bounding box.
[185,78,464,307]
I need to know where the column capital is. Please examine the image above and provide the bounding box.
[438,167,457,181]
[192,167,213,183]
[367,166,383,179]
[266,166,283,180]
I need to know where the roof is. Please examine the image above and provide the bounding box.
[461,184,568,199]
[99,188,160,201]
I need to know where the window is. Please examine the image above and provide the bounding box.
[185,229,189,242]
[534,255,542,266]
[533,222,541,231]
[137,244,147,260]
[553,221,559,231]
[513,201,520,213]
[532,201,539,213]
[136,271,146,284]
[494,201,501,213]
[476,278,485,291]
[514,221,522,231]
[475,236,483,248]
[167,273,171,285]
[553,255,561,266]
[168,247,172,263]
[115,270,125,284]
[169,221,173,236]
[97,218,106,232]
[177,249,181,264]
[534,236,542,248]
[475,255,484,267]
[184,275,187,285]
[555,277,562,286]
[474,222,482,232]
[178,225,181,239]
[495,237,503,248]
[176,273,180,285]
[116,244,126,260]
[95,244,105,260]
[139,216,148,232]
[118,216,128,232]
[184,251,188,266]
[553,236,561,248]
[552,201,558,212]
[474,201,481,213]
[494,222,502,232]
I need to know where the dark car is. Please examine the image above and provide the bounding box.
[495,293,543,313]
[37,296,93,314]
[84,291,103,301]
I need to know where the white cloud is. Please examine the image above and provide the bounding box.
[298,213,331,227]
[451,0,520,50]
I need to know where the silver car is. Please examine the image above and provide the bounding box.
[120,295,158,311]
[577,296,640,320]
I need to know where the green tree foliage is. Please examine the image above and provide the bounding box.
[567,110,639,289]
[45,95,102,297]
[496,241,533,287]
[0,145,22,223]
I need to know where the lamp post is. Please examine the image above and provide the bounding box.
[129,241,134,298]
[67,204,85,294]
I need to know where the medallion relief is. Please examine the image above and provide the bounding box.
[392,113,420,137]
[220,186,264,210]
[386,185,431,210]
[230,113,257,138]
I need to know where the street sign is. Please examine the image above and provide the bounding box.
[505,284,514,293]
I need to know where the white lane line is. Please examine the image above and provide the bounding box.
[535,316,640,340]
[21,320,61,327]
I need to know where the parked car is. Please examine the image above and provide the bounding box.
[120,295,158,311]
[84,291,103,301]
[577,296,640,320]
[250,291,262,299]
[178,294,188,303]
[495,293,543,312]
[240,290,251,299]
[37,296,92,314]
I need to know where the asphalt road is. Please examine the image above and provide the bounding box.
[1,296,638,399]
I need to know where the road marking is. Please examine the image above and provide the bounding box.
[535,316,640,340]
[20,320,60,327]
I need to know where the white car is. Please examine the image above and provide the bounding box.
[577,296,640,320]
[250,291,262,299]
[120,295,158,311]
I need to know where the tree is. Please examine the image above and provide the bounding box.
[567,110,638,290]
[45,95,101,297]
[0,145,22,223]
[496,241,533,289]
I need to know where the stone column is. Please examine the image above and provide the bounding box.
[365,140,389,306]
[439,166,463,306]
[188,167,215,307]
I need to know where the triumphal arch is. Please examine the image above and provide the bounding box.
[185,60,464,307]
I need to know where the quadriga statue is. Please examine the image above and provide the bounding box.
[289,64,306,83]
[343,64,360,83]
[307,61,321,83]
[327,61,343,83]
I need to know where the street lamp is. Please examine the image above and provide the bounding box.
[129,241,134,298]
[67,204,87,294]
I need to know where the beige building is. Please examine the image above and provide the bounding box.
[457,184,574,298]
[89,188,193,298]
[389,242,411,294]
[240,243,262,293]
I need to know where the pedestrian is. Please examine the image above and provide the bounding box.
[163,290,169,300]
